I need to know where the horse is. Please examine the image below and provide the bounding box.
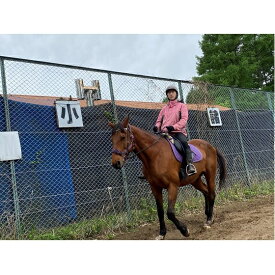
[108,116,226,239]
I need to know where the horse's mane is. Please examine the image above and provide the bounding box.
[111,123,126,135]
[112,122,161,141]
[130,124,162,142]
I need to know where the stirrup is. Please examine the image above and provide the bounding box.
[186,164,197,176]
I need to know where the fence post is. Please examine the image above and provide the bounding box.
[107,73,119,123]
[177,81,184,103]
[266,92,274,112]
[178,81,191,140]
[107,72,131,220]
[229,88,252,186]
[0,57,21,238]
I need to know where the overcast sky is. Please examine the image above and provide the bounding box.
[0,34,202,81]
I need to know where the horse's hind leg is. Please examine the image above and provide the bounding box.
[167,183,190,237]
[204,173,216,227]
[151,186,166,240]
[192,177,215,228]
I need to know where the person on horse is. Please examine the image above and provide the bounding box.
[153,85,197,177]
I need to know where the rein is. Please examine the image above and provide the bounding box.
[111,126,162,161]
[127,135,162,159]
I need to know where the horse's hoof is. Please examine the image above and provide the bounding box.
[155,235,165,240]
[183,228,190,237]
[204,218,214,229]
[203,224,211,229]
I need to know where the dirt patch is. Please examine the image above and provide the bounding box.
[113,195,274,240]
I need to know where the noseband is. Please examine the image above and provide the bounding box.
[111,125,135,160]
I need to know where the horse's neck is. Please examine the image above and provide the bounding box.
[131,125,159,162]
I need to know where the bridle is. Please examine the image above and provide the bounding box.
[111,125,135,161]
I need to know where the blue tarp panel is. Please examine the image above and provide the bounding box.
[0,98,14,221]
[0,97,77,228]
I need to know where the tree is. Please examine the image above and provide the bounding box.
[195,34,274,91]
[186,84,232,108]
[186,81,271,111]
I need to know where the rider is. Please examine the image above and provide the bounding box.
[153,85,197,177]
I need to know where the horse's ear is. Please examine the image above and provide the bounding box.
[108,122,115,128]
[122,115,130,128]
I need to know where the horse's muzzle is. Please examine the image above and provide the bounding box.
[112,160,124,169]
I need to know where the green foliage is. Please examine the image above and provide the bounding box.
[30,150,44,165]
[104,111,115,123]
[186,83,272,111]
[186,85,232,108]
[217,181,274,203]
[130,198,157,223]
[195,34,274,91]
[233,89,270,111]
[26,214,124,240]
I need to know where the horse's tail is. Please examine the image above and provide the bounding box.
[216,148,226,190]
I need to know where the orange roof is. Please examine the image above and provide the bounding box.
[7,94,87,107]
[5,94,231,111]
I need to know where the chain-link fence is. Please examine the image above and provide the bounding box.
[0,56,274,239]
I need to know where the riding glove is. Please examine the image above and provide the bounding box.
[166,126,175,132]
[153,126,159,132]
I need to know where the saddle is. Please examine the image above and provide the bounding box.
[138,134,202,180]
[162,134,202,163]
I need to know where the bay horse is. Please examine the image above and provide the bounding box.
[109,116,226,239]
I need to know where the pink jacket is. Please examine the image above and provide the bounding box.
[155,100,188,136]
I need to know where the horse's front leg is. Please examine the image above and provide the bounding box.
[150,185,166,240]
[167,183,190,237]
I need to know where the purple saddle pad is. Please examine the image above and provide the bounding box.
[168,140,202,163]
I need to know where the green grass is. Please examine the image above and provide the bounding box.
[175,180,274,215]
[217,181,274,203]
[25,214,127,240]
[1,180,273,240]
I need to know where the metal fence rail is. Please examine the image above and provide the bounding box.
[0,56,273,239]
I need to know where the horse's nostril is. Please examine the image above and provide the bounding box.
[116,161,121,169]
[112,161,122,169]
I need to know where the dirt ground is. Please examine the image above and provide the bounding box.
[113,195,274,240]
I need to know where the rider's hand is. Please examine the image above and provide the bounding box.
[153,126,159,132]
[166,126,175,133]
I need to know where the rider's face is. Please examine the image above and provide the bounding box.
[167,90,177,101]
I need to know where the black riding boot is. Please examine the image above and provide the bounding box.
[185,147,197,176]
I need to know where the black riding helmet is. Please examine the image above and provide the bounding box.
[165,85,179,100]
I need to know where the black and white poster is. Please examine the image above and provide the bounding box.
[207,107,222,127]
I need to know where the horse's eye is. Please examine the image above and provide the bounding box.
[121,136,126,140]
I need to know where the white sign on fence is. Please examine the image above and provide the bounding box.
[55,100,83,128]
[0,131,22,161]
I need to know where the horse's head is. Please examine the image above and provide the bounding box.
[108,116,135,169]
